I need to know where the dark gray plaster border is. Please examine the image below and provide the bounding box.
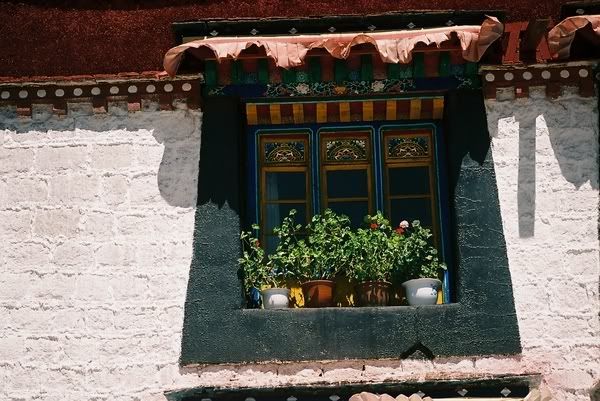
[179,91,521,364]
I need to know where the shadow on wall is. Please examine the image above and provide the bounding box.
[488,96,599,239]
[0,105,202,208]
[592,381,600,401]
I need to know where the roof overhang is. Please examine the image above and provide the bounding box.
[548,14,600,59]
[163,16,503,76]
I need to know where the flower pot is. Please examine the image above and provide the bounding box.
[301,280,335,307]
[402,278,441,306]
[356,280,392,306]
[247,287,262,308]
[262,288,290,309]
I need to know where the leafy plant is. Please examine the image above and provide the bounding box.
[300,209,352,281]
[398,220,446,280]
[238,225,273,293]
[269,209,307,281]
[346,212,404,283]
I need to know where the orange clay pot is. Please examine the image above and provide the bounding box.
[356,280,392,306]
[301,280,335,308]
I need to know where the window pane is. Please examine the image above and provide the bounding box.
[265,171,306,200]
[265,203,306,232]
[326,169,368,198]
[265,235,279,255]
[327,201,369,228]
[390,198,432,228]
[388,166,430,196]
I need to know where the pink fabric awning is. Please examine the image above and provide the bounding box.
[548,15,600,59]
[163,16,503,76]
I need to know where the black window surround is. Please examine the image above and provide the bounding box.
[179,90,521,365]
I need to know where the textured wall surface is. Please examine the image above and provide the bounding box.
[0,89,599,401]
[0,1,571,77]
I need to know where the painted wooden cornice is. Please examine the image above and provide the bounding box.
[0,73,202,117]
[480,61,597,100]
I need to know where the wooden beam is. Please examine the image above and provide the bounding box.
[521,19,550,62]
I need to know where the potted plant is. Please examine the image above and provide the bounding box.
[347,212,403,306]
[299,209,352,307]
[239,225,292,309]
[398,220,446,306]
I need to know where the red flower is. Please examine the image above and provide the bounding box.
[395,227,405,235]
[370,223,378,229]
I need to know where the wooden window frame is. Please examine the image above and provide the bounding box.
[258,133,311,247]
[381,128,440,246]
[319,130,374,218]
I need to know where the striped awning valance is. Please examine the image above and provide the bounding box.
[245,96,444,126]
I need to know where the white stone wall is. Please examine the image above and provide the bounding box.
[0,90,598,401]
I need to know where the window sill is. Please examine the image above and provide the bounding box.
[241,303,458,313]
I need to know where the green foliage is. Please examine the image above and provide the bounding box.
[346,212,403,283]
[269,209,307,281]
[299,209,352,281]
[238,224,274,293]
[239,211,446,295]
[398,220,446,280]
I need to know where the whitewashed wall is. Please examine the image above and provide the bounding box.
[0,91,598,401]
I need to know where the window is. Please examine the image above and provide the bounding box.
[245,111,448,258]
[185,90,521,364]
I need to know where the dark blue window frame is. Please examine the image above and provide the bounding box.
[244,119,454,302]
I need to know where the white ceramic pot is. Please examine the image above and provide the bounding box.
[402,278,441,306]
[262,288,290,309]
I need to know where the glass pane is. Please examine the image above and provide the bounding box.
[327,201,369,228]
[388,166,430,196]
[265,203,307,232]
[265,171,306,200]
[265,235,279,255]
[390,198,433,229]
[326,169,368,198]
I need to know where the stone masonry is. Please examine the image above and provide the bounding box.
[0,90,598,400]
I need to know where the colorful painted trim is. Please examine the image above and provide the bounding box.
[245,97,445,125]
[204,50,478,98]
[481,63,596,99]
[0,74,202,117]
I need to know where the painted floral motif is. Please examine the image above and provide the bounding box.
[325,139,367,161]
[387,136,429,159]
[455,75,477,89]
[263,79,416,97]
[205,76,476,97]
[264,141,305,163]
[295,83,310,95]
[296,71,309,83]
[371,80,385,92]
